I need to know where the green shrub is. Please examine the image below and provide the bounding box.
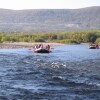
[34,38,45,42]
[87,33,98,43]
[96,37,100,43]
[57,39,79,44]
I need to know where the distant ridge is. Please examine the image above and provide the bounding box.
[0,6,100,32]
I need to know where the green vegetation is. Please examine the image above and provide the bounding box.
[0,29,100,44]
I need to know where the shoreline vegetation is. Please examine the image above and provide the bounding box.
[0,29,100,49]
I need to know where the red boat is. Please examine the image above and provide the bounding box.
[89,43,99,49]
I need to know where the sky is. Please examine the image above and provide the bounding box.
[0,0,100,10]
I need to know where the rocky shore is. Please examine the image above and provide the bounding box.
[0,42,64,49]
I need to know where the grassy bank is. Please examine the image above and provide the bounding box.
[0,29,100,44]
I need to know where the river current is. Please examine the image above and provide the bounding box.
[0,44,100,100]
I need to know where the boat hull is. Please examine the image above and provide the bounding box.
[34,48,50,53]
[89,46,96,49]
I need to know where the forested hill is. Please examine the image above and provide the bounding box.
[0,6,100,32]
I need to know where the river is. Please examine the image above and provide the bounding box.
[0,44,100,100]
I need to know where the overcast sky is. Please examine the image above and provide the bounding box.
[0,0,100,10]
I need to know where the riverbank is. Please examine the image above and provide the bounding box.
[0,42,64,49]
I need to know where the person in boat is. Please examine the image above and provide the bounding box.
[34,44,38,49]
[38,44,43,49]
[46,44,50,51]
[96,43,99,49]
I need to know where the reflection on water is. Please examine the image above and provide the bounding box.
[0,44,100,100]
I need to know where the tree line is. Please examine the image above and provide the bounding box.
[0,29,100,44]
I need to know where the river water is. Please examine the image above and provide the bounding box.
[0,44,100,100]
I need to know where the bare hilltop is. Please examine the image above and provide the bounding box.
[0,6,100,32]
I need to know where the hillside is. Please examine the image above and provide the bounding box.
[0,6,100,32]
